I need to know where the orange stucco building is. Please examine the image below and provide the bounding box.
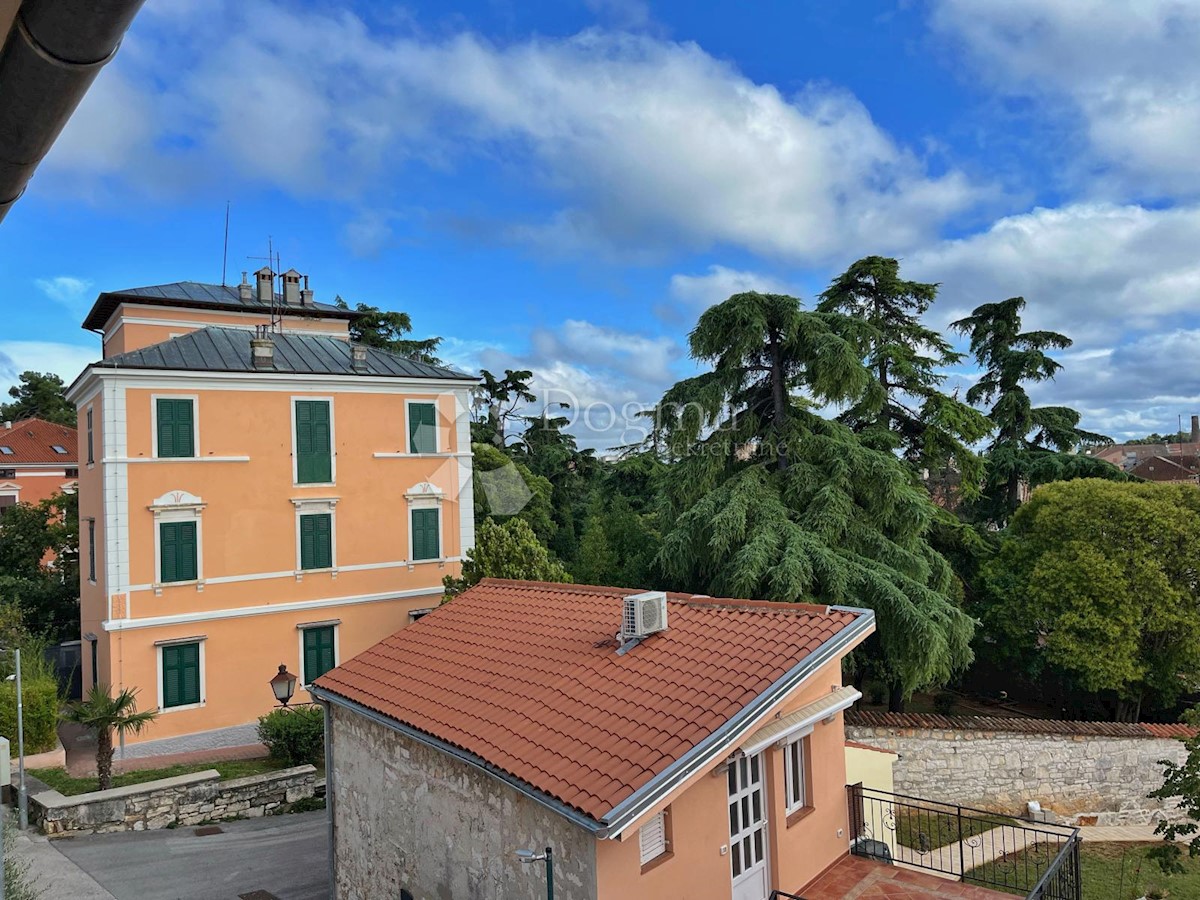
[67,270,476,756]
[314,579,875,900]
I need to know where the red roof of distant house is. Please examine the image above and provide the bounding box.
[0,418,76,464]
[315,578,872,825]
[847,710,1196,739]
[1128,454,1200,482]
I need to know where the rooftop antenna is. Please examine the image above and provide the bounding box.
[246,236,283,333]
[221,201,231,286]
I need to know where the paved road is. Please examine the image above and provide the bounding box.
[51,810,330,900]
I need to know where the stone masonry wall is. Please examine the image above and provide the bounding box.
[32,764,317,836]
[845,719,1187,827]
[330,703,598,900]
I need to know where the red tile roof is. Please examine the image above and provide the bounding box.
[0,419,76,464]
[847,710,1196,739]
[845,739,898,755]
[316,578,871,824]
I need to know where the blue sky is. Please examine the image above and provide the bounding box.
[5,0,1200,448]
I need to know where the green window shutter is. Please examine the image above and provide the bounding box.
[86,408,94,464]
[160,521,198,583]
[300,514,332,570]
[156,399,194,458]
[412,508,440,561]
[303,626,336,683]
[296,401,332,483]
[408,402,437,454]
[162,642,201,708]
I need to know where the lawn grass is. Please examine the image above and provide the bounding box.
[894,807,1019,851]
[966,841,1200,899]
[30,758,288,796]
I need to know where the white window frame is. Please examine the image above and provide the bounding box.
[292,498,339,578]
[149,490,206,593]
[296,620,341,689]
[405,482,444,564]
[639,809,669,866]
[783,733,811,814]
[405,398,441,455]
[151,394,200,459]
[86,405,94,467]
[155,636,207,714]
[291,396,336,487]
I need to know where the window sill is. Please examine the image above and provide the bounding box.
[640,850,673,875]
[295,568,338,581]
[294,482,336,489]
[786,805,816,828]
[408,558,446,568]
[153,579,204,596]
[160,700,205,714]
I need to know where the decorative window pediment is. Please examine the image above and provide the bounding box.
[148,489,206,518]
[404,481,444,505]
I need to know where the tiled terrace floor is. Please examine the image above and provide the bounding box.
[801,854,1015,899]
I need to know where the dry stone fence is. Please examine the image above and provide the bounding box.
[845,711,1192,827]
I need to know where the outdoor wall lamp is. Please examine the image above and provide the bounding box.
[515,846,554,900]
[269,663,298,706]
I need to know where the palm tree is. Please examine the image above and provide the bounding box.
[64,685,157,790]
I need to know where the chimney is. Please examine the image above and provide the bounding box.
[238,271,252,302]
[351,344,369,373]
[250,327,275,370]
[2,421,10,430]
[300,274,313,306]
[282,269,302,306]
[255,266,274,304]
[1191,415,1198,444]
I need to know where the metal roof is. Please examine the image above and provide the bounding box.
[82,281,356,331]
[92,327,472,381]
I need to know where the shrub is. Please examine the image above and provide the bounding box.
[932,692,957,716]
[257,706,324,766]
[0,675,59,754]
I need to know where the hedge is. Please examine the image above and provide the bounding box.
[0,676,59,754]
[257,705,324,767]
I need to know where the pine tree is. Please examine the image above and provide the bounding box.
[817,256,991,495]
[951,297,1111,522]
[656,292,974,708]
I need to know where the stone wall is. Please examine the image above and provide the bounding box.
[32,764,317,836]
[845,713,1189,827]
[329,703,597,900]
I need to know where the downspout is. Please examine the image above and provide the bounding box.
[0,0,147,223]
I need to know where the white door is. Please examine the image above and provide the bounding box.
[729,752,769,900]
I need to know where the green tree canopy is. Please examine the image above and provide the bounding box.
[655,291,974,708]
[0,491,79,641]
[0,371,75,426]
[474,368,535,448]
[980,479,1200,721]
[334,298,442,363]
[951,297,1109,521]
[443,517,571,599]
[817,256,991,495]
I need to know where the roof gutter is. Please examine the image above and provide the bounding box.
[0,0,147,223]
[309,685,607,836]
[597,607,876,838]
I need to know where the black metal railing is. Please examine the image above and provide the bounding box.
[846,785,1081,899]
[769,892,807,900]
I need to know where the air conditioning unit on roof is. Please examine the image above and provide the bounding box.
[623,591,668,640]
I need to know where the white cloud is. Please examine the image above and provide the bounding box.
[668,265,794,312]
[34,276,94,314]
[44,3,981,263]
[0,341,99,393]
[929,0,1200,192]
[909,202,1200,343]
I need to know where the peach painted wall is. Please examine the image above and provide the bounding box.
[3,467,76,506]
[102,304,350,357]
[106,595,434,740]
[594,656,858,900]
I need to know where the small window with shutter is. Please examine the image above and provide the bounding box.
[299,513,333,570]
[302,625,336,684]
[159,521,198,583]
[410,507,440,561]
[408,402,438,454]
[161,641,201,708]
[295,400,333,484]
[155,398,195,458]
[639,809,669,867]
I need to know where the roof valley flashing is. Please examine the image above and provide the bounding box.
[311,580,875,840]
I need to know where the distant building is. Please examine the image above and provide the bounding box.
[1128,454,1200,485]
[67,271,476,757]
[1088,415,1200,472]
[0,417,78,515]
